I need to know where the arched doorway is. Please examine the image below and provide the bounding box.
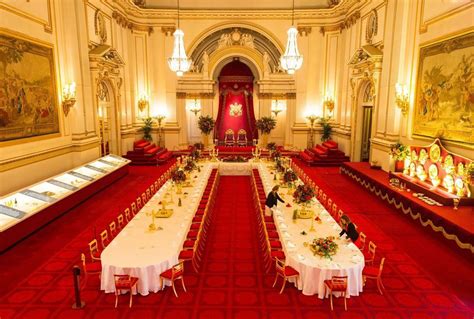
[354,81,375,162]
[97,80,119,156]
[214,59,257,146]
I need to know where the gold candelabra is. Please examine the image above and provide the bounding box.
[252,146,262,161]
[306,115,318,148]
[210,147,219,161]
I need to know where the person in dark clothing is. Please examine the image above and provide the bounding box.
[265,185,285,216]
[339,215,359,242]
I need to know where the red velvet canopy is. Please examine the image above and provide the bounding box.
[215,60,257,144]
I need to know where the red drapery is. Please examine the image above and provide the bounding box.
[215,60,257,143]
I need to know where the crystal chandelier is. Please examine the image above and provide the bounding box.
[168,0,191,76]
[280,0,303,74]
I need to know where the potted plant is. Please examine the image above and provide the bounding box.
[389,142,410,172]
[319,117,332,142]
[198,115,215,147]
[142,117,154,141]
[256,116,276,147]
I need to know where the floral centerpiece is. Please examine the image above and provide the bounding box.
[275,158,285,172]
[293,184,315,204]
[267,142,277,151]
[184,160,197,172]
[283,169,298,184]
[171,168,186,183]
[310,236,338,259]
[190,149,201,161]
[222,155,248,162]
[271,149,282,160]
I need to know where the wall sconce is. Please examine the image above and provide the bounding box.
[137,93,149,112]
[62,82,76,116]
[188,98,201,116]
[271,99,285,117]
[395,83,409,116]
[323,95,335,113]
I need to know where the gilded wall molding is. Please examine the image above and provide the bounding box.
[297,26,312,37]
[0,1,53,33]
[106,0,368,20]
[419,0,473,34]
[112,10,154,35]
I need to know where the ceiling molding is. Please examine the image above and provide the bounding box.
[106,0,369,22]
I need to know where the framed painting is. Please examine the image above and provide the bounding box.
[413,31,474,145]
[0,32,59,141]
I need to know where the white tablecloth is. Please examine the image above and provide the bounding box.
[100,165,213,295]
[257,163,364,298]
[217,162,252,175]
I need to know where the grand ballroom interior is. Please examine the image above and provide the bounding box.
[0,0,473,318]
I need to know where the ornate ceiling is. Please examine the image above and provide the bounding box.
[133,0,342,10]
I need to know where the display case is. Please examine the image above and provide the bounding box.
[0,155,130,251]
[390,139,473,206]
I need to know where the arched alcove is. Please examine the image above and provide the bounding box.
[214,59,257,145]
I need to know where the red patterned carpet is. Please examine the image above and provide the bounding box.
[0,166,473,318]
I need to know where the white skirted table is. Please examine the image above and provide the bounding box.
[257,163,365,298]
[100,165,213,296]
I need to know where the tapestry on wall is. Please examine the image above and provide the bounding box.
[0,33,59,141]
[413,31,474,145]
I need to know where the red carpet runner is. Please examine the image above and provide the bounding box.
[0,172,472,318]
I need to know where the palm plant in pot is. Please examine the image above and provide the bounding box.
[142,117,154,141]
[198,115,215,147]
[319,117,332,142]
[255,116,276,147]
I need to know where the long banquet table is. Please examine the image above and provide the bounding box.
[100,164,213,295]
[101,160,364,298]
[256,162,365,298]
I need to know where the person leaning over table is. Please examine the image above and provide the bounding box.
[339,214,359,243]
[265,185,285,216]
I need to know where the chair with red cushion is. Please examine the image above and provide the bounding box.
[364,241,376,265]
[160,262,186,297]
[356,232,367,251]
[80,253,101,287]
[89,239,101,261]
[363,257,386,295]
[324,276,348,311]
[272,258,299,294]
[114,274,139,308]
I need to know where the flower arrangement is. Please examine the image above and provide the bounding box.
[193,142,204,150]
[293,184,315,204]
[198,115,215,135]
[171,168,186,183]
[190,149,201,160]
[310,236,338,259]
[389,142,410,160]
[271,150,282,160]
[184,160,197,172]
[222,155,248,162]
[267,142,277,151]
[283,169,298,184]
[275,158,285,172]
[255,116,277,134]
